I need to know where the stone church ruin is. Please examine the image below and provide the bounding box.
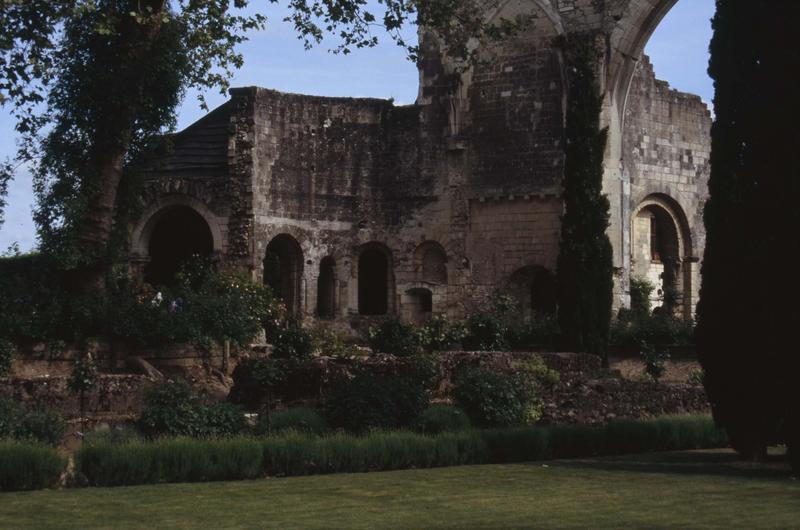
[129,0,710,331]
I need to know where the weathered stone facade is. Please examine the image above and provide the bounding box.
[130,0,708,330]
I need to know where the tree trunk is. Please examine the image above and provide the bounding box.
[71,1,167,289]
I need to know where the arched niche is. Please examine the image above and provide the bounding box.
[133,202,219,286]
[317,256,337,319]
[414,241,448,285]
[508,265,557,319]
[264,234,304,316]
[357,243,395,316]
[631,194,693,317]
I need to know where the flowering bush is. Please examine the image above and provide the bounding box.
[108,262,282,349]
[418,315,467,352]
[0,255,282,351]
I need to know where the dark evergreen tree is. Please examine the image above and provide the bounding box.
[556,37,614,364]
[697,1,800,470]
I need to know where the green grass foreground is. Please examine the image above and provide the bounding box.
[2,449,798,529]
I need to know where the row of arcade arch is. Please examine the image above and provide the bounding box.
[134,203,559,321]
[134,192,694,321]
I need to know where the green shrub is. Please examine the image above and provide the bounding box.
[603,415,728,454]
[0,399,66,446]
[137,383,248,439]
[507,316,560,349]
[76,437,264,487]
[313,327,364,358]
[462,313,509,351]
[688,368,705,386]
[461,295,522,351]
[629,277,655,318]
[514,355,560,388]
[367,318,422,356]
[262,430,486,477]
[0,441,67,491]
[257,407,329,436]
[72,415,725,487]
[548,424,606,458]
[610,313,695,348]
[481,427,551,463]
[0,256,282,349]
[639,341,670,381]
[324,359,436,433]
[453,366,543,428]
[414,405,471,434]
[418,315,467,352]
[272,318,314,360]
[83,424,142,445]
[0,338,13,377]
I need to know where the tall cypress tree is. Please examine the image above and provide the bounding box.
[556,37,614,364]
[697,1,800,469]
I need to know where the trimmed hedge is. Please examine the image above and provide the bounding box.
[0,442,67,491]
[74,415,727,488]
[77,437,264,487]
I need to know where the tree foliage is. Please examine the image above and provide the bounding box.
[556,37,613,363]
[697,1,800,469]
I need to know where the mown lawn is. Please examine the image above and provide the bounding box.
[1,449,797,529]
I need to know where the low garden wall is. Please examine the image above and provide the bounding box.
[2,351,709,426]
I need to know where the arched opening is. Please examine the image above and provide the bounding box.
[508,266,557,319]
[406,288,433,324]
[632,198,691,316]
[418,242,448,284]
[264,235,304,316]
[358,245,392,315]
[317,256,336,319]
[144,205,214,286]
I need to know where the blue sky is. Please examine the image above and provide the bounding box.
[0,0,715,252]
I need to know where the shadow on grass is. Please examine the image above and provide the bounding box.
[544,449,794,481]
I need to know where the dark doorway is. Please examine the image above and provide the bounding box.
[264,235,304,315]
[407,288,433,324]
[317,257,336,319]
[531,269,557,315]
[358,248,389,315]
[509,265,557,318]
[144,206,213,286]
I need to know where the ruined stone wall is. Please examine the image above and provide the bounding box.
[131,102,254,273]
[623,56,711,315]
[130,0,711,333]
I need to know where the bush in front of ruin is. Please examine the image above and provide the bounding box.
[323,357,438,433]
[137,383,249,439]
[0,399,66,447]
[0,254,282,354]
[0,441,68,491]
[413,405,472,435]
[453,365,544,428]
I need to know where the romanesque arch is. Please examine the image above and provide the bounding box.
[414,241,448,285]
[631,193,693,318]
[264,234,304,316]
[131,197,222,286]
